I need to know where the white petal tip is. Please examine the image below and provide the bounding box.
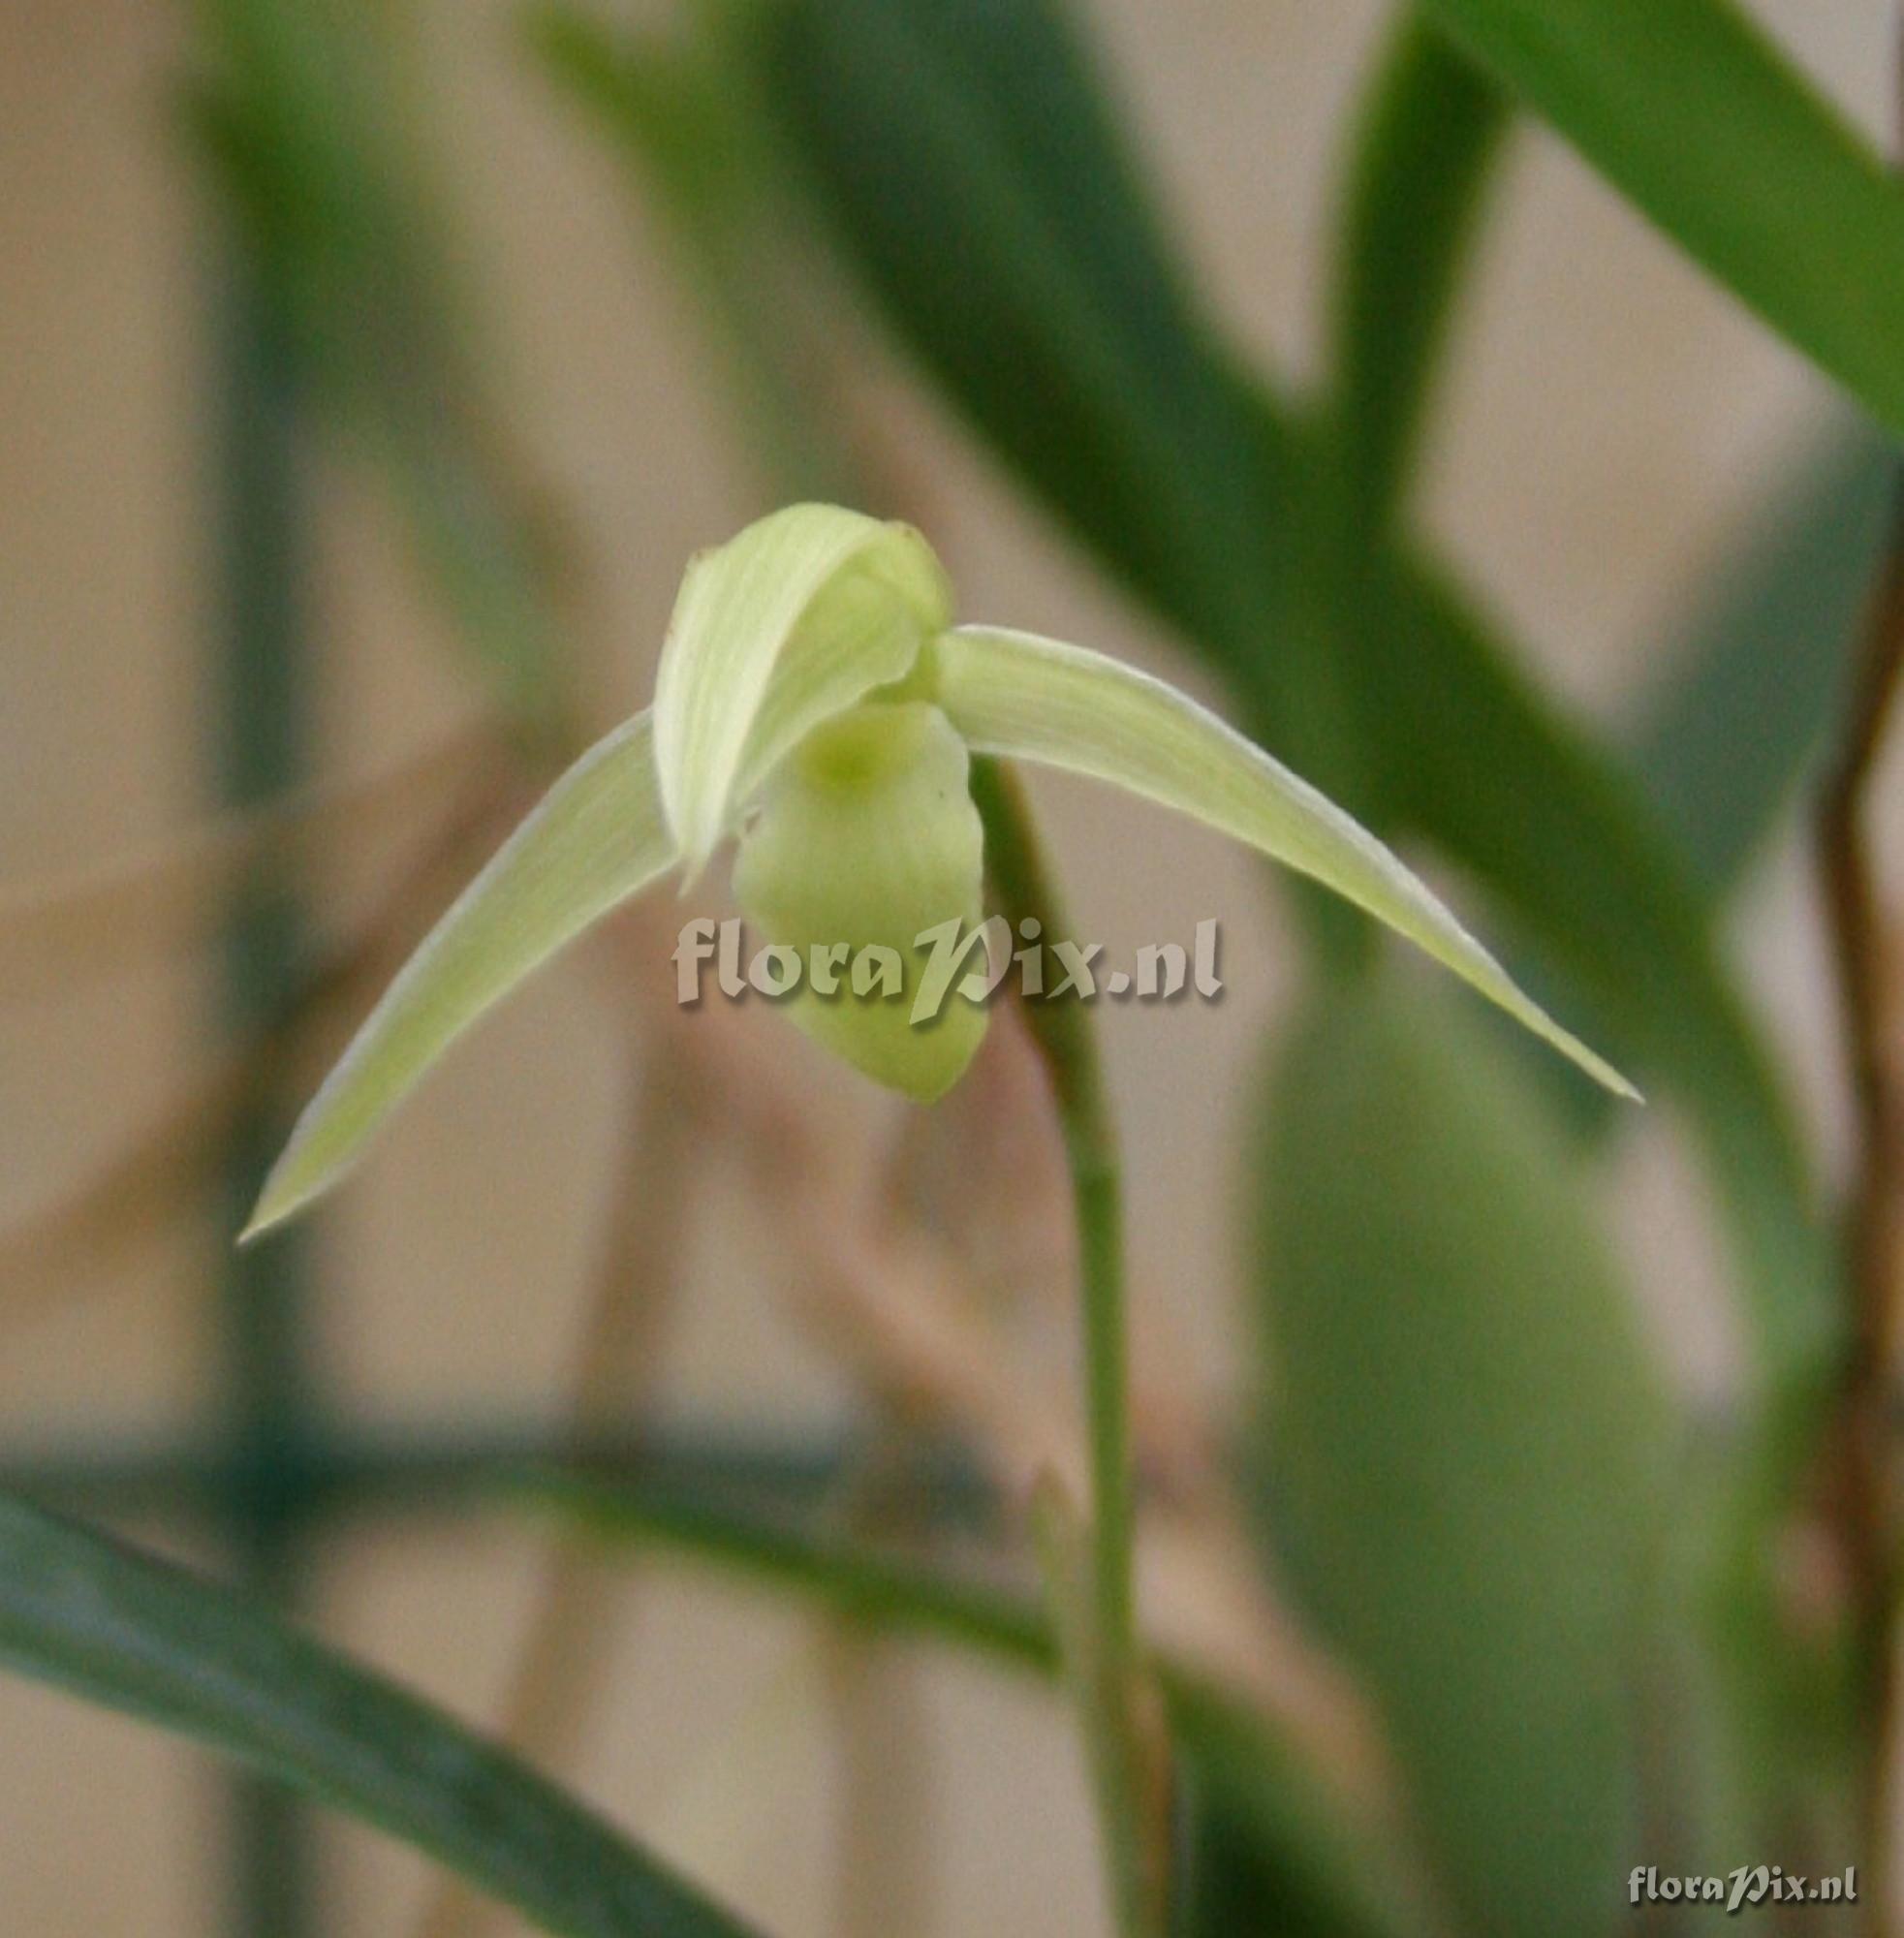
[1552,1033,1642,1104]
[235,1205,282,1248]
[236,1168,312,1245]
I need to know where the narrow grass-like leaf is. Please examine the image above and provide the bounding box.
[935,624,1632,1095]
[529,5,863,506]
[651,505,951,873]
[1331,16,1511,531]
[245,712,674,1236]
[1176,1685,1428,1938]
[765,0,1272,648]
[1516,433,1892,1144]
[1362,544,1834,1385]
[1420,0,1904,438]
[544,1470,1055,1673]
[191,0,568,731]
[538,1472,1426,1938]
[1635,429,1894,891]
[1255,972,1669,1938]
[0,1496,758,1938]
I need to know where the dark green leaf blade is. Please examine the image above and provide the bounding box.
[1635,428,1894,891]
[1330,16,1512,532]
[1254,971,1670,1938]
[1365,537,1836,1389]
[1507,430,1891,1146]
[190,0,570,733]
[528,4,865,506]
[538,1472,1430,1938]
[0,1496,759,1938]
[1420,0,1904,437]
[765,0,1271,645]
[1173,1683,1433,1938]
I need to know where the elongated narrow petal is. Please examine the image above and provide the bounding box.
[933,625,1636,1098]
[243,712,677,1239]
[653,505,952,874]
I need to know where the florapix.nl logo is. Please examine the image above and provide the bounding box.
[1628,1865,1857,1913]
[671,916,1223,1019]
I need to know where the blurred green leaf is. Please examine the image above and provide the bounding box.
[1507,430,1891,1149]
[1174,1684,1436,1938]
[765,0,1274,654]
[1254,970,1670,1938]
[1179,1790,1395,1938]
[1363,541,1833,1386]
[0,1496,758,1938]
[542,1471,1427,1938]
[1366,485,1838,1869]
[1330,16,1511,532]
[529,2,863,504]
[543,1464,1056,1668]
[190,0,570,734]
[1420,0,1904,438]
[1635,429,1894,892]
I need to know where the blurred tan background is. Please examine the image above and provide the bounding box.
[0,0,1890,1929]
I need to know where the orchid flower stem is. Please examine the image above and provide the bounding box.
[969,758,1167,1938]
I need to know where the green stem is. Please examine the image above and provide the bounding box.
[968,758,1166,1938]
[213,256,319,1938]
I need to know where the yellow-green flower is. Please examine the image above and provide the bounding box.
[244,504,1630,1238]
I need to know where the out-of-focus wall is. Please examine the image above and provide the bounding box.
[0,0,1887,1929]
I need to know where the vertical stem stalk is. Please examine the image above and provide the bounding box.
[970,759,1167,1938]
[214,259,317,1938]
[1822,482,1904,1937]
[1820,37,1904,1932]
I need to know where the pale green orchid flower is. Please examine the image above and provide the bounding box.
[244,503,1632,1238]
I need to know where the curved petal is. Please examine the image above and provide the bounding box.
[932,624,1636,1098]
[652,505,953,874]
[244,711,677,1239]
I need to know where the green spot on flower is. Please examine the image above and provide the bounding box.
[734,700,987,1100]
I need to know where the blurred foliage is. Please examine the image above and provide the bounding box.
[189,0,574,738]
[529,1,864,505]
[0,1497,761,1937]
[1420,0,1904,441]
[1254,971,1668,1936]
[1636,430,1895,894]
[545,1471,1435,1938]
[1328,19,1510,538]
[8,0,1902,1934]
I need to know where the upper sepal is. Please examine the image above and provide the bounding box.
[652,505,953,877]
